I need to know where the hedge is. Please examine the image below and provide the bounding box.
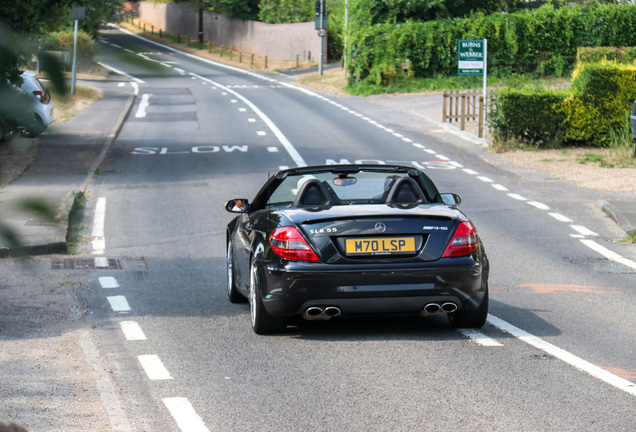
[490,62,636,147]
[556,62,636,144]
[489,88,568,145]
[347,3,636,85]
[577,46,636,65]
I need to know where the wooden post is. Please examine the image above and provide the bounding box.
[220,46,224,57]
[478,96,484,138]
[151,25,154,35]
[460,95,466,131]
[251,53,254,68]
[159,28,162,38]
[296,54,299,68]
[208,42,212,53]
[442,91,448,122]
[239,52,242,63]
[265,56,268,69]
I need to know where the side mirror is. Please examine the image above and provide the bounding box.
[439,193,461,206]
[225,199,249,213]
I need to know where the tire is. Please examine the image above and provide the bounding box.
[448,289,489,329]
[21,115,44,138]
[249,260,286,335]
[227,241,246,303]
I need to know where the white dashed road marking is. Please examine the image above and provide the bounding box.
[138,355,174,380]
[549,212,573,223]
[99,276,119,289]
[107,295,131,313]
[163,397,211,432]
[119,321,147,341]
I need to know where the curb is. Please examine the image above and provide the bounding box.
[1,90,137,257]
[63,91,138,250]
[599,200,636,237]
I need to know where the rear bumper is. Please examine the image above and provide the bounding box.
[256,258,488,318]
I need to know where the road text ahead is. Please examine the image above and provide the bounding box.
[131,146,248,155]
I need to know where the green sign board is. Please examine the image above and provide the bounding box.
[458,39,485,75]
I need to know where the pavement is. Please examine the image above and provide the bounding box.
[0,83,135,257]
[0,77,634,258]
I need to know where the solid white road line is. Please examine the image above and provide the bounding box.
[119,321,147,341]
[92,197,106,254]
[580,239,636,270]
[99,276,119,289]
[189,72,307,167]
[135,94,150,118]
[488,314,636,397]
[163,397,211,432]
[458,329,503,347]
[97,62,145,83]
[138,355,173,380]
[107,295,131,313]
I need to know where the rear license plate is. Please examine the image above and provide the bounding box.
[345,237,416,255]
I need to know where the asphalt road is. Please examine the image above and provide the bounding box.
[64,25,636,431]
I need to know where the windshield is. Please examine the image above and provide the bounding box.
[267,171,415,206]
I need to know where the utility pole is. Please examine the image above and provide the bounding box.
[198,0,204,44]
[71,5,85,95]
[315,0,327,75]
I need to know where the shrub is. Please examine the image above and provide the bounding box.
[556,62,636,145]
[489,87,568,146]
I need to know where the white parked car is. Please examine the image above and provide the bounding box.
[20,71,54,137]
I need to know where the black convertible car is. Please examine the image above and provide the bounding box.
[226,165,489,334]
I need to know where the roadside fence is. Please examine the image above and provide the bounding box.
[119,15,313,71]
[442,89,492,139]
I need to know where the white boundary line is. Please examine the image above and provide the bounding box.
[189,72,307,167]
[580,239,636,270]
[488,314,636,397]
[97,61,145,84]
[92,197,106,254]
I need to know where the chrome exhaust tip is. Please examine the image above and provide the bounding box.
[441,302,458,313]
[423,303,442,314]
[303,306,324,320]
[324,306,341,318]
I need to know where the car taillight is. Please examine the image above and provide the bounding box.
[33,90,50,104]
[270,227,320,261]
[442,222,479,258]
